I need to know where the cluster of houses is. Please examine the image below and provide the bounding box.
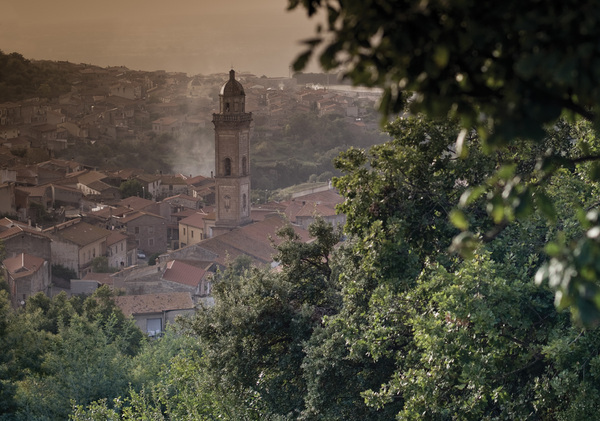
[0,64,378,155]
[0,155,344,335]
[0,65,355,336]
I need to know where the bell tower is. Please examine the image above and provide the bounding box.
[212,69,252,235]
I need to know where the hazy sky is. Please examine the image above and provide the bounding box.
[0,0,323,77]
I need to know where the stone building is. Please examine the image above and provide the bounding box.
[212,70,252,236]
[3,253,51,307]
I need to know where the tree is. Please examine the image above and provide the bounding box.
[289,0,600,323]
[91,256,114,273]
[190,219,342,419]
[294,114,600,419]
[52,264,77,283]
[118,179,146,199]
[0,286,145,420]
[13,315,134,420]
[289,0,600,146]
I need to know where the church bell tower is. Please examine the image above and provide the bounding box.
[212,69,252,234]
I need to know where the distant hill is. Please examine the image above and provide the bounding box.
[0,51,77,102]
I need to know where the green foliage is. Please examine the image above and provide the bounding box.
[252,111,387,190]
[147,253,161,266]
[118,179,146,199]
[334,116,495,284]
[0,287,144,420]
[289,0,600,147]
[0,51,73,101]
[28,202,55,226]
[52,264,77,282]
[191,219,342,418]
[392,253,560,419]
[13,315,134,420]
[91,256,117,273]
[289,0,600,322]
[295,116,600,419]
[57,135,174,177]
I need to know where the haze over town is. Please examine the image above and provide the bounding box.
[1,0,321,77]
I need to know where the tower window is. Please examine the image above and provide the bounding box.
[225,102,230,112]
[242,156,247,176]
[224,158,232,176]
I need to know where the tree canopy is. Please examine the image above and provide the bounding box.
[0,51,74,102]
[289,0,600,323]
[289,0,600,146]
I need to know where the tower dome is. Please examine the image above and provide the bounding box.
[220,69,245,97]
[218,69,246,114]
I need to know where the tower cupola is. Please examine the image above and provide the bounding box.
[219,69,246,113]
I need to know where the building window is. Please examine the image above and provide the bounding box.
[148,238,154,246]
[224,158,231,176]
[148,226,154,235]
[183,228,186,235]
[135,226,140,234]
[191,231,194,238]
[147,318,162,336]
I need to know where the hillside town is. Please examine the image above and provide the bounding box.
[0,64,368,335]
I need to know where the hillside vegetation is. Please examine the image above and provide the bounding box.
[0,51,75,102]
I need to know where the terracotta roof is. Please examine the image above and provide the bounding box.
[50,184,82,194]
[15,185,46,197]
[162,260,206,287]
[113,292,194,316]
[45,220,110,246]
[295,202,338,218]
[118,196,155,210]
[164,193,200,202]
[0,224,49,241]
[135,173,161,183]
[179,212,209,229]
[0,217,33,230]
[185,175,209,186]
[3,253,45,279]
[282,189,343,222]
[119,210,165,224]
[172,208,199,219]
[106,231,128,246]
[78,170,108,185]
[90,205,129,219]
[196,214,310,266]
[82,272,114,285]
[86,180,114,193]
